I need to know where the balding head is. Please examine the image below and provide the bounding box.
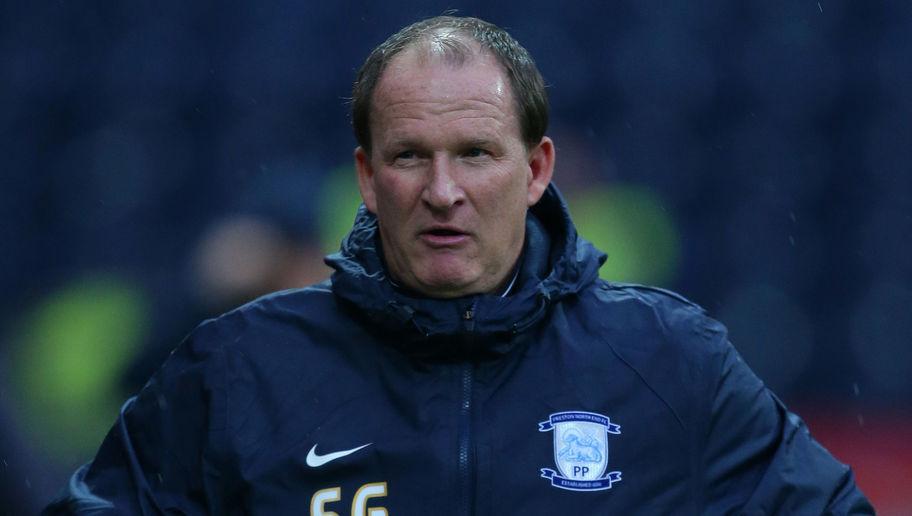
[351,16,549,154]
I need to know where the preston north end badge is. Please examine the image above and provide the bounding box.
[538,411,622,491]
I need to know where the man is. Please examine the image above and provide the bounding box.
[47,16,872,515]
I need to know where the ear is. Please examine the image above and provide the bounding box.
[526,136,555,206]
[355,146,378,213]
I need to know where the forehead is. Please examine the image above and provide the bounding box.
[370,48,520,141]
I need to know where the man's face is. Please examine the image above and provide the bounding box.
[355,48,554,298]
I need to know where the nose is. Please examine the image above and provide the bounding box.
[421,154,464,212]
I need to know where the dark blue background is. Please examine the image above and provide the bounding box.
[2,1,910,511]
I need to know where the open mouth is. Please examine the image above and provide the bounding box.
[427,229,464,237]
[421,228,469,246]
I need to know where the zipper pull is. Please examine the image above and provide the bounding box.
[463,303,477,332]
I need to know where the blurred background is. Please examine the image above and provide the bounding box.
[1,1,910,513]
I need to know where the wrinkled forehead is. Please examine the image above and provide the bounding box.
[372,50,515,130]
[374,40,514,110]
[383,33,494,76]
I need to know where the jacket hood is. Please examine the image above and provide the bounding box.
[325,184,605,347]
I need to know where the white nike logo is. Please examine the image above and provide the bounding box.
[306,443,372,467]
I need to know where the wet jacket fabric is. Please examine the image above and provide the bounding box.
[45,185,873,515]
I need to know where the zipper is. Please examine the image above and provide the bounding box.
[458,362,475,516]
[458,301,476,515]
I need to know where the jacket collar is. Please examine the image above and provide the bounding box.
[325,184,605,349]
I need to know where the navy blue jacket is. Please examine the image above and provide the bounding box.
[46,185,872,515]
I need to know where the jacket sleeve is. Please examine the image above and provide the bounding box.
[701,341,874,515]
[43,325,235,515]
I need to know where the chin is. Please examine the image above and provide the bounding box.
[421,278,473,295]
[415,273,479,298]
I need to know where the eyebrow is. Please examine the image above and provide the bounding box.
[383,138,422,150]
[382,136,498,147]
[463,138,497,148]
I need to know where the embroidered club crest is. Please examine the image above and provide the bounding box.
[538,411,622,491]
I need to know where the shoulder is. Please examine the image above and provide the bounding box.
[559,281,736,432]
[200,280,335,330]
[580,280,728,349]
[590,280,703,315]
[163,279,367,409]
[180,280,346,356]
[570,280,733,400]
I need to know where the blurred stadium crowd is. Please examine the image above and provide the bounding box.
[1,1,910,513]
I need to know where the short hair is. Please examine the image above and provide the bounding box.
[351,16,549,153]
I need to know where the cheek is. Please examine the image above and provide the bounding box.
[480,168,530,215]
[373,173,416,217]
[475,175,530,245]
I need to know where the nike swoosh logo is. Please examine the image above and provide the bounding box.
[306,443,372,467]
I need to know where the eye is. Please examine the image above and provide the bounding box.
[463,147,488,158]
[390,150,420,167]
